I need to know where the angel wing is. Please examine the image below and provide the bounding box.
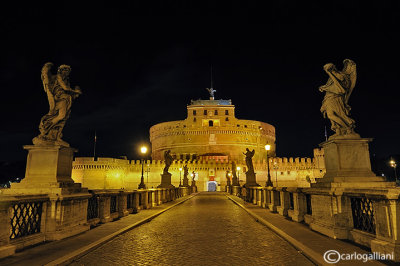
[41,62,56,111]
[342,59,357,105]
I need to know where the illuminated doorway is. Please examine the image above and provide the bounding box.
[207,181,217,192]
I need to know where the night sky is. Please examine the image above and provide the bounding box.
[1,3,400,164]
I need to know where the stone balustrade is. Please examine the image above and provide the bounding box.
[0,186,191,259]
[233,186,400,261]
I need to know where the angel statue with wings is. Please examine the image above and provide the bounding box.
[319,59,358,138]
[206,87,216,98]
[33,62,82,146]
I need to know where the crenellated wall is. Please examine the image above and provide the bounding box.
[72,149,325,191]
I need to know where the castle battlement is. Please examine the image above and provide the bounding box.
[73,154,321,172]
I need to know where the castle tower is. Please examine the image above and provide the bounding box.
[149,98,276,162]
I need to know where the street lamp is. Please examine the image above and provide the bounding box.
[179,167,182,187]
[390,158,398,182]
[138,145,148,189]
[265,144,273,187]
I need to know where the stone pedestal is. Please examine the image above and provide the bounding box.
[243,171,260,188]
[8,145,86,195]
[316,138,383,183]
[3,144,90,245]
[158,173,175,189]
[232,186,241,196]
[182,176,189,187]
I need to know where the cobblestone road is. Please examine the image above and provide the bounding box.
[70,193,313,265]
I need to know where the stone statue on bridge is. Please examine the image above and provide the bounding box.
[33,62,82,147]
[182,164,189,187]
[226,170,231,187]
[243,148,255,174]
[163,150,173,174]
[319,59,359,138]
[231,161,239,186]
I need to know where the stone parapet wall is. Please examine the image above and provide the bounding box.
[72,149,325,191]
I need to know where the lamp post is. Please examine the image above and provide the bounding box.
[179,167,182,187]
[265,144,273,187]
[138,146,147,189]
[390,159,398,182]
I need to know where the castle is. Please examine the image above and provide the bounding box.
[72,95,326,191]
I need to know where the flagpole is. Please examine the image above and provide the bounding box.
[94,130,97,160]
[324,126,328,141]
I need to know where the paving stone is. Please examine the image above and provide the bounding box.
[70,193,313,266]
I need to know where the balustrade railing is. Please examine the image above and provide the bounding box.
[305,194,312,215]
[10,201,43,240]
[350,197,376,235]
[288,192,294,210]
[127,193,132,209]
[87,194,99,220]
[110,195,117,214]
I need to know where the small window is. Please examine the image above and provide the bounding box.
[225,117,229,121]
[287,171,291,175]
[244,125,247,128]
[281,172,284,175]
[237,124,240,127]
[214,110,218,115]
[193,110,196,116]
[209,120,213,127]
[204,110,207,115]
[225,110,229,115]
[193,118,196,122]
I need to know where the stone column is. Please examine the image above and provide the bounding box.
[252,188,257,205]
[277,189,290,216]
[0,201,16,259]
[371,197,400,261]
[291,191,306,222]
[157,189,163,205]
[98,194,112,223]
[257,188,262,206]
[262,188,268,208]
[132,191,140,213]
[268,189,279,212]
[118,191,129,217]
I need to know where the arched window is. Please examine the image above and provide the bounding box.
[209,120,213,127]
[225,110,229,115]
[225,117,229,121]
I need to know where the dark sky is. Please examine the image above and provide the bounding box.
[1,3,400,162]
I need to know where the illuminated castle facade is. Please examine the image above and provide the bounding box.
[72,96,326,191]
[150,99,275,162]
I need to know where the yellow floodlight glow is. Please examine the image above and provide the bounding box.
[179,168,182,171]
[265,144,271,151]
